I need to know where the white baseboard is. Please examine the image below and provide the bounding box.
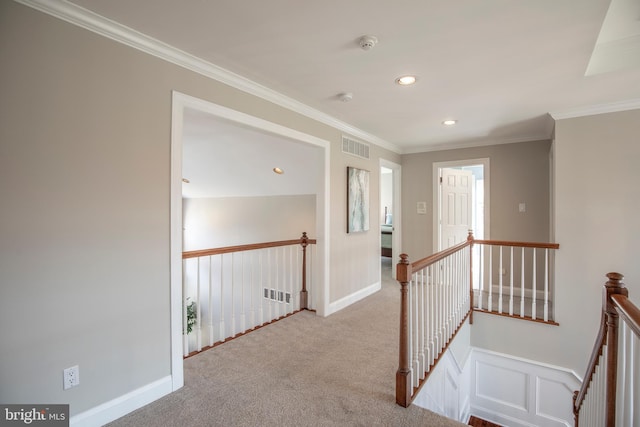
[327,281,381,315]
[70,376,174,427]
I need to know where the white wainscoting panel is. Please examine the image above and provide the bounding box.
[413,320,472,423]
[470,349,581,427]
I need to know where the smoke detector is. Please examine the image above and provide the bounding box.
[358,35,378,51]
[338,92,353,102]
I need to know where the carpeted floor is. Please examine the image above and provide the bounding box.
[107,258,465,427]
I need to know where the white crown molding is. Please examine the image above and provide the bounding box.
[402,132,552,154]
[549,98,640,120]
[15,0,401,154]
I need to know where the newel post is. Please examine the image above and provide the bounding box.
[396,253,412,407]
[604,272,627,426]
[300,232,309,310]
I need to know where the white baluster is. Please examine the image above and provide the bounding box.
[182,259,189,356]
[478,245,486,310]
[257,251,263,326]
[298,244,303,307]
[498,246,503,313]
[208,256,214,346]
[488,247,493,312]
[509,247,514,316]
[240,252,246,333]
[440,258,445,350]
[520,247,525,318]
[418,270,425,379]
[285,246,295,313]
[456,250,461,322]
[448,254,453,333]
[427,265,433,368]
[267,249,272,323]
[532,249,537,320]
[408,274,415,388]
[231,253,236,337]
[477,245,483,310]
[435,261,441,353]
[249,251,255,330]
[196,257,202,351]
[219,255,225,342]
[544,249,549,322]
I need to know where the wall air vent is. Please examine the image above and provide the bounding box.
[342,136,370,160]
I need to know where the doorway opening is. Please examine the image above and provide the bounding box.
[433,158,490,252]
[380,159,401,280]
[171,91,330,391]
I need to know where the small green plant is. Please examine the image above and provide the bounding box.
[186,299,197,334]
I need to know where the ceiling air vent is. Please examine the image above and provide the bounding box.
[342,136,370,160]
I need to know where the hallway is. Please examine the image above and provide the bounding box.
[107,259,465,426]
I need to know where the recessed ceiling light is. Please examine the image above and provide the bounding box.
[338,92,353,102]
[442,120,457,126]
[273,167,284,175]
[395,75,417,86]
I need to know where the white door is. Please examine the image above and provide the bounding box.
[439,168,473,250]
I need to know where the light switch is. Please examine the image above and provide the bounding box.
[417,202,427,214]
[519,203,526,213]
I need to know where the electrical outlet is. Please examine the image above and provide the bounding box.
[63,365,80,390]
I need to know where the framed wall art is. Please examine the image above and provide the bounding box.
[347,166,370,233]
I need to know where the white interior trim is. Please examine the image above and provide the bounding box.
[69,376,172,427]
[170,93,185,391]
[171,91,332,383]
[14,0,398,154]
[549,98,640,120]
[327,281,381,315]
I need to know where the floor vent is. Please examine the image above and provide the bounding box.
[263,288,291,304]
[342,135,370,160]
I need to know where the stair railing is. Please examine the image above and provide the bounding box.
[473,239,560,323]
[396,232,560,407]
[573,273,640,427]
[181,232,316,357]
[396,233,473,407]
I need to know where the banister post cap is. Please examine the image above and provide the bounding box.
[605,272,624,288]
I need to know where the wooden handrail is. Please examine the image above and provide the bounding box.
[396,231,474,407]
[572,312,607,419]
[573,272,630,427]
[397,233,562,408]
[183,232,316,310]
[473,239,560,249]
[183,235,317,259]
[410,236,473,273]
[611,293,640,337]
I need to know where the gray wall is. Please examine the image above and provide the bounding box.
[0,1,397,416]
[401,140,552,260]
[471,110,640,375]
[183,195,316,250]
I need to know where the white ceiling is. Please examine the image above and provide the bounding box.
[182,109,322,198]
[61,0,640,153]
[26,0,640,197]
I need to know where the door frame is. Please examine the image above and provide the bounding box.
[380,158,401,279]
[170,91,331,391]
[433,158,490,252]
